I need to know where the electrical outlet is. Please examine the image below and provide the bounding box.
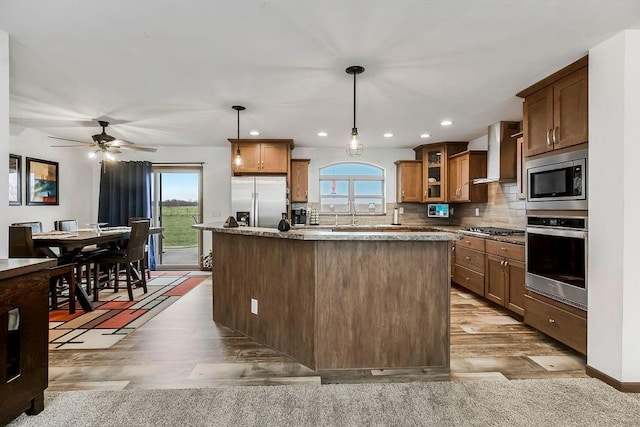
[251,298,258,315]
[450,207,454,215]
[399,207,404,214]
[475,207,480,216]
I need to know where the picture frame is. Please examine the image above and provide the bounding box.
[26,157,59,205]
[9,154,22,206]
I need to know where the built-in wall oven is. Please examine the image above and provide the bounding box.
[526,148,587,210]
[526,216,587,310]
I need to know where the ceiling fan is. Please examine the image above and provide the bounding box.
[49,120,157,159]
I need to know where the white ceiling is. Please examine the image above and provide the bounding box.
[1,0,640,151]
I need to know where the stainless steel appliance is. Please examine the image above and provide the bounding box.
[526,216,587,310]
[526,148,587,210]
[231,176,287,228]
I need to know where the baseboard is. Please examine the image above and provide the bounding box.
[586,365,640,393]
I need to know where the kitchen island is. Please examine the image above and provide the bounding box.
[194,224,460,371]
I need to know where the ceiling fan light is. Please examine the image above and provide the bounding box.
[88,151,97,159]
[105,152,116,161]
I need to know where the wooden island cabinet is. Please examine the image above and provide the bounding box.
[1,259,56,426]
[195,224,460,372]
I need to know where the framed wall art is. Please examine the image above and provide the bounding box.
[9,154,21,205]
[26,157,59,205]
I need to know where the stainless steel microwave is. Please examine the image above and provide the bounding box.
[526,148,587,210]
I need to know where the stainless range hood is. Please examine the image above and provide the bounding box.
[473,121,521,184]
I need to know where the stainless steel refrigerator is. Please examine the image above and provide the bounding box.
[231,176,287,228]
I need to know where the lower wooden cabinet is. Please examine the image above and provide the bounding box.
[452,236,485,297]
[485,240,526,316]
[452,236,525,317]
[524,292,587,355]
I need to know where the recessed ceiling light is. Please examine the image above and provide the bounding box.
[440,120,453,127]
[420,133,431,138]
[317,131,328,137]
[249,130,260,136]
[383,133,393,138]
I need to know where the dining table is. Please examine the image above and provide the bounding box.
[32,226,163,312]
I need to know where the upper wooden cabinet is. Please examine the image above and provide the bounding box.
[291,159,310,203]
[229,139,292,175]
[518,57,588,157]
[414,142,467,203]
[448,151,488,203]
[395,160,423,203]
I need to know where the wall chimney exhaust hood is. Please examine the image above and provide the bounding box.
[473,121,521,184]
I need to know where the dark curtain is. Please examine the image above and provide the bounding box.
[98,161,155,269]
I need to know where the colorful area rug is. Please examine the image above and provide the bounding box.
[48,271,209,350]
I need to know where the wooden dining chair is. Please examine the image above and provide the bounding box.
[54,219,108,298]
[11,221,43,233]
[54,219,78,231]
[9,226,78,314]
[95,220,150,301]
[128,217,152,279]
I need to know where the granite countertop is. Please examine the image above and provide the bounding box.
[0,258,57,281]
[197,224,461,241]
[195,223,525,245]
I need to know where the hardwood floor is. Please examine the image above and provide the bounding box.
[47,276,587,390]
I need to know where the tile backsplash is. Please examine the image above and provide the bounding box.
[295,182,525,229]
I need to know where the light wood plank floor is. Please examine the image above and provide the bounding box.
[47,276,587,390]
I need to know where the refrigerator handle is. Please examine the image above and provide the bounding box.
[254,191,259,227]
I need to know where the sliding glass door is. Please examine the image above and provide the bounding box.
[151,165,203,269]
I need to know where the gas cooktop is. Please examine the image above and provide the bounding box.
[462,227,525,236]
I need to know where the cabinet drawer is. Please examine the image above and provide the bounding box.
[456,235,485,251]
[454,247,485,273]
[486,240,525,261]
[453,265,485,297]
[524,295,586,354]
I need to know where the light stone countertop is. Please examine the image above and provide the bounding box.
[194,223,461,241]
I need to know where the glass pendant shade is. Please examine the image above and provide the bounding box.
[232,105,246,168]
[345,66,365,157]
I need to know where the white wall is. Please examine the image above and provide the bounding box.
[0,31,9,257]
[467,134,488,151]
[291,146,416,203]
[5,124,99,232]
[589,30,640,382]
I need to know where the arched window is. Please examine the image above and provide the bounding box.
[319,162,385,215]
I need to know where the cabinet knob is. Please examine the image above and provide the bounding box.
[552,127,559,144]
[548,318,556,324]
[465,277,470,281]
[465,256,470,260]
[546,129,553,146]
[452,246,455,252]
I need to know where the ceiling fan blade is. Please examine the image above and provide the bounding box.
[50,144,89,148]
[117,145,158,152]
[110,138,136,146]
[106,147,122,154]
[48,136,93,144]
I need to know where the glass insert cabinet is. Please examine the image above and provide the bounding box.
[414,142,468,203]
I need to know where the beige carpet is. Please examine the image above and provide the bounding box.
[9,378,640,426]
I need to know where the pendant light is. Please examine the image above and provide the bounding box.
[232,105,246,168]
[345,65,365,157]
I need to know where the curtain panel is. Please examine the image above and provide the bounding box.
[98,161,155,269]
